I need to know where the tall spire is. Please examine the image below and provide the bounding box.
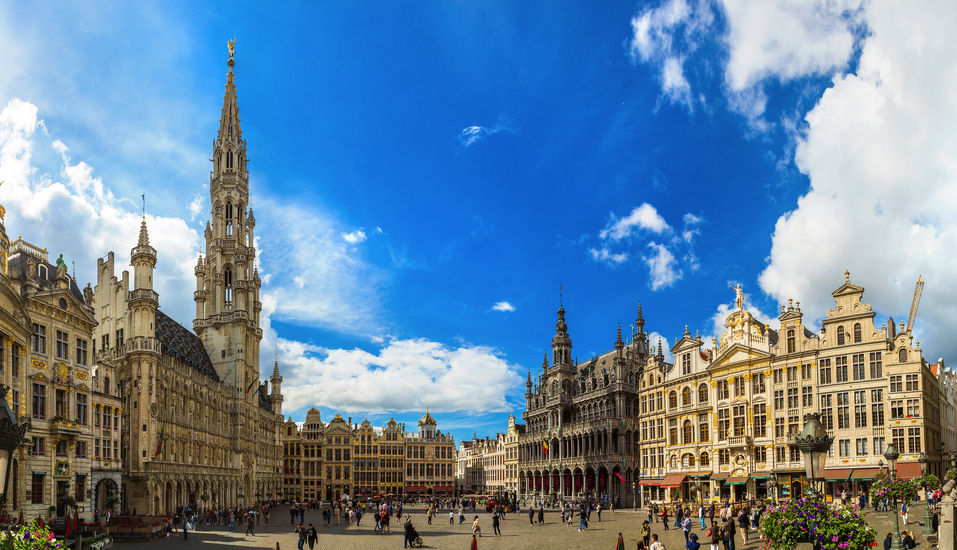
[615,323,624,353]
[137,217,150,247]
[219,39,243,146]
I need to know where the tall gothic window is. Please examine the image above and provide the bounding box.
[787,329,795,354]
[225,203,234,237]
[837,326,845,345]
[226,150,233,169]
[224,267,233,308]
[854,323,862,343]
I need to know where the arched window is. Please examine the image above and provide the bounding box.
[699,384,709,403]
[854,323,862,343]
[899,348,907,362]
[683,420,693,444]
[700,452,710,466]
[787,329,795,354]
[224,267,233,307]
[39,265,47,279]
[669,391,678,409]
[226,150,233,169]
[837,326,845,345]
[682,387,691,406]
[225,203,234,237]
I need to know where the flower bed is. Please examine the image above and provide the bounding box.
[0,520,63,550]
[760,498,875,550]
[869,472,920,503]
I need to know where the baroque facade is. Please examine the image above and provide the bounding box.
[518,275,949,506]
[90,46,284,515]
[281,410,456,500]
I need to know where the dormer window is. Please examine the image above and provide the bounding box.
[38,265,47,280]
[787,329,795,354]
[59,298,68,310]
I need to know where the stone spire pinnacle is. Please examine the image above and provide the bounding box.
[138,217,150,247]
[615,323,624,352]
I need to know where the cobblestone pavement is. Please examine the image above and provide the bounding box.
[111,502,939,550]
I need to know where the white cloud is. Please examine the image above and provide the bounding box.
[589,247,629,264]
[589,203,701,288]
[644,242,682,290]
[758,1,957,359]
[341,230,367,245]
[0,99,201,328]
[599,203,671,240]
[456,113,515,150]
[627,0,712,111]
[277,337,522,415]
[187,193,204,222]
[491,301,515,312]
[627,0,863,125]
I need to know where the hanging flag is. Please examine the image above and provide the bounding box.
[245,380,257,394]
[65,510,73,538]
[614,472,626,484]
[73,508,79,535]
[252,385,262,397]
[284,461,290,475]
[154,425,165,459]
[542,440,548,455]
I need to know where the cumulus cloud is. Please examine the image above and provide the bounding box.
[455,113,515,150]
[492,301,515,312]
[589,202,702,290]
[0,99,201,327]
[628,0,712,111]
[277,337,523,414]
[628,0,864,125]
[705,284,778,344]
[341,230,367,244]
[644,242,681,290]
[599,203,671,240]
[758,1,957,359]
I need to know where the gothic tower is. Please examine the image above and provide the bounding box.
[193,43,264,395]
[551,304,572,367]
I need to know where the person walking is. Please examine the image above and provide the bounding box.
[737,508,749,544]
[295,523,305,550]
[449,510,454,525]
[662,506,669,530]
[653,502,660,523]
[472,516,482,537]
[641,520,651,547]
[722,513,736,550]
[699,503,706,530]
[538,505,545,525]
[596,503,602,522]
[683,515,693,542]
[492,513,501,536]
[245,513,255,536]
[305,523,317,550]
[709,519,722,550]
[901,501,908,525]
[578,506,588,531]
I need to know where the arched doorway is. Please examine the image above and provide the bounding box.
[95,479,119,512]
[791,480,802,499]
[165,482,173,515]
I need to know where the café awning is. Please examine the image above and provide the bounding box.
[849,468,882,481]
[660,474,687,488]
[824,468,854,481]
[726,476,749,485]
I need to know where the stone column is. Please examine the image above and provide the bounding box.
[941,482,955,550]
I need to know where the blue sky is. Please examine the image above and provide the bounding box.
[2,1,956,445]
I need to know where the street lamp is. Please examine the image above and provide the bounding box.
[768,470,777,506]
[0,385,28,511]
[918,452,934,537]
[884,443,903,550]
[632,481,637,511]
[794,413,833,499]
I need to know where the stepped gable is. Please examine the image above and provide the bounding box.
[154,309,219,381]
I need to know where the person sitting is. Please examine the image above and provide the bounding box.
[901,530,916,550]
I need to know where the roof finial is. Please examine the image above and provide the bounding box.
[560,283,563,307]
[228,38,236,70]
[845,269,850,283]
[142,193,146,220]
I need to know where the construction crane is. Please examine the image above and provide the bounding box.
[906,275,924,333]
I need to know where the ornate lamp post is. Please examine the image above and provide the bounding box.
[768,470,777,505]
[918,452,934,537]
[884,444,903,550]
[632,481,637,511]
[0,385,28,512]
[794,413,833,499]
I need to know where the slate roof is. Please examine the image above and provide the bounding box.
[154,310,219,381]
[258,384,273,411]
[8,253,86,303]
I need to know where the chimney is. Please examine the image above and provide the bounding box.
[348,417,352,425]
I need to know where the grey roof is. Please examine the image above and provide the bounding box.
[8,253,86,303]
[258,385,273,411]
[154,310,219,381]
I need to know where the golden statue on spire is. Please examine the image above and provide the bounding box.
[228,39,235,60]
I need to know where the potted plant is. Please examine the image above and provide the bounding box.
[0,520,61,549]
